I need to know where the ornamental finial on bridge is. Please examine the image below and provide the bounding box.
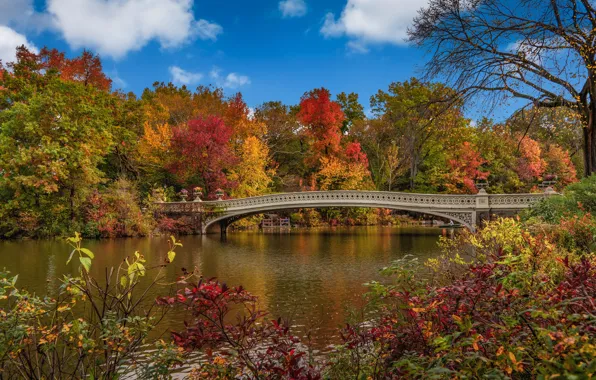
[475,179,489,193]
[152,188,164,203]
[539,175,558,195]
[215,188,225,201]
[193,187,203,202]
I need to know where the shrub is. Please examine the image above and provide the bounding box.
[327,219,596,379]
[82,178,153,238]
[158,279,322,379]
[0,234,185,378]
[524,175,596,224]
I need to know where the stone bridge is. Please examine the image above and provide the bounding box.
[156,189,554,235]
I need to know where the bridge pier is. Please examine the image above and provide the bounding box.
[219,220,228,238]
[473,189,490,229]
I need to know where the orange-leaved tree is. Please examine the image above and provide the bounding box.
[444,142,489,194]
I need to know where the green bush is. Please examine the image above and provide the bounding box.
[524,175,596,223]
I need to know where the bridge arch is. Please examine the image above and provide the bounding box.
[203,203,475,234]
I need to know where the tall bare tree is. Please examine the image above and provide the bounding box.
[409,0,596,176]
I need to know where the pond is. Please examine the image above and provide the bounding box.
[0,226,447,349]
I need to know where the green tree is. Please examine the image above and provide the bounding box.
[255,101,305,190]
[336,92,365,134]
[0,77,114,237]
[371,79,468,190]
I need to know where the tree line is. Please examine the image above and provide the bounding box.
[0,46,581,238]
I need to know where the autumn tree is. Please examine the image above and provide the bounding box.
[350,118,404,190]
[141,82,196,127]
[255,101,305,188]
[229,136,275,198]
[0,76,114,237]
[39,48,112,91]
[444,142,489,194]
[0,46,112,92]
[138,122,173,167]
[410,0,596,176]
[316,142,373,191]
[371,78,468,189]
[508,107,585,173]
[103,92,146,180]
[168,116,237,195]
[297,88,345,159]
[225,93,266,143]
[475,120,525,193]
[542,144,578,187]
[517,137,547,183]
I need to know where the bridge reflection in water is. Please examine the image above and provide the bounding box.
[156,189,555,235]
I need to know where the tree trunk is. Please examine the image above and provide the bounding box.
[584,106,596,176]
[410,158,418,190]
[70,186,76,222]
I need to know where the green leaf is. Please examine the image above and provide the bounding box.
[79,257,92,272]
[80,248,94,259]
[66,249,76,265]
[120,275,127,288]
[67,232,82,244]
[170,236,183,248]
[136,263,146,277]
[167,250,176,263]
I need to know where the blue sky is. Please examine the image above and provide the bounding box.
[0,0,494,119]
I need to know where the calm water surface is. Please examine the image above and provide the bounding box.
[0,226,445,347]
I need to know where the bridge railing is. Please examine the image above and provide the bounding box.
[155,190,551,214]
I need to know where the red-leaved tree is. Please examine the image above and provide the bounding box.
[39,48,112,91]
[0,46,112,92]
[297,88,345,158]
[445,141,489,193]
[168,116,237,196]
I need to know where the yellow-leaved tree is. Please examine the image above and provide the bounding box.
[138,122,173,167]
[229,136,275,198]
[316,156,373,191]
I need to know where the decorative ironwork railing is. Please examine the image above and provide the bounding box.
[156,190,550,214]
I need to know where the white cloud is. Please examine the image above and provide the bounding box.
[210,67,251,89]
[195,19,223,41]
[321,0,428,51]
[45,0,223,59]
[279,0,308,18]
[0,25,38,64]
[346,40,369,54]
[0,0,52,31]
[107,69,127,89]
[169,66,203,85]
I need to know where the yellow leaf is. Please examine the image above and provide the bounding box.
[57,304,69,312]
